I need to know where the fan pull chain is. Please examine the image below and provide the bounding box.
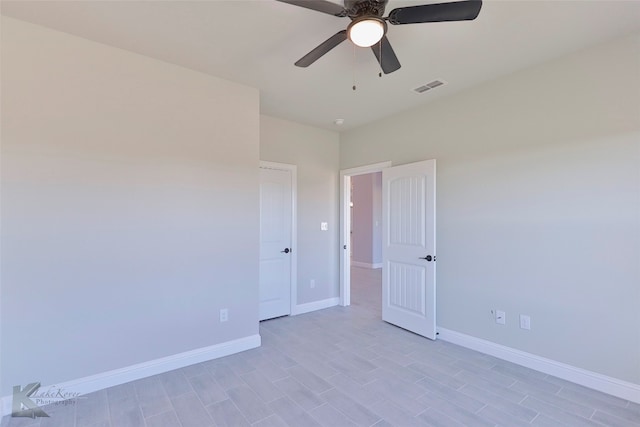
[378,40,383,78]
[352,44,357,91]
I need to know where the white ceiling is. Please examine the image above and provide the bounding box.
[3,0,640,131]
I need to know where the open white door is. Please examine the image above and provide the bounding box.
[259,165,293,321]
[382,160,436,339]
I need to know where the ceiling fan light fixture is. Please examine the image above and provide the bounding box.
[348,17,386,48]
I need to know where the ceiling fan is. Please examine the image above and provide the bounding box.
[276,0,482,74]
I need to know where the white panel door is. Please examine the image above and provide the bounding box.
[259,167,292,321]
[382,160,436,339]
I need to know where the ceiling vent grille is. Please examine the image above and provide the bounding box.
[413,79,446,94]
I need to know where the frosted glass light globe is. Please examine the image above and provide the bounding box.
[349,19,385,48]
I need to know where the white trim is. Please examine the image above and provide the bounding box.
[259,161,297,317]
[291,297,340,316]
[341,162,393,177]
[0,334,261,418]
[351,261,382,269]
[340,174,351,306]
[437,327,640,404]
[340,161,392,307]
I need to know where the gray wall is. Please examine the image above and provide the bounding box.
[351,174,374,265]
[260,115,341,305]
[341,35,640,384]
[351,173,382,266]
[1,17,260,395]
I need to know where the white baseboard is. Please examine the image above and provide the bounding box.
[351,261,382,269]
[292,297,340,316]
[1,334,261,418]
[437,327,640,404]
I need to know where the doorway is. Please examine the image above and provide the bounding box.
[340,160,437,340]
[350,171,383,312]
[340,162,391,307]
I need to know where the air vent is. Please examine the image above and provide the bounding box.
[413,79,447,94]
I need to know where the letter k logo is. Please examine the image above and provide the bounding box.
[12,383,49,418]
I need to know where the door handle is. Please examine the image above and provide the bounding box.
[281,248,291,254]
[419,255,435,262]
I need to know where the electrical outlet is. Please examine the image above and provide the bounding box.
[495,310,506,325]
[220,308,228,322]
[320,222,328,231]
[310,279,315,289]
[520,314,531,330]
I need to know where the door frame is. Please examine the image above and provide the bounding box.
[339,161,392,306]
[259,161,298,317]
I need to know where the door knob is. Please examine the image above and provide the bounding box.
[281,248,291,254]
[419,255,434,262]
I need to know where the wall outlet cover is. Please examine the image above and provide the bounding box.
[520,314,531,330]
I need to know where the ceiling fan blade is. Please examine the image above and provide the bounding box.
[295,30,348,67]
[388,0,482,25]
[276,0,347,17]
[371,35,401,74]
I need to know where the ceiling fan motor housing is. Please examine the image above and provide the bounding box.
[345,0,389,18]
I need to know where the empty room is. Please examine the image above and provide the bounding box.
[1,0,639,426]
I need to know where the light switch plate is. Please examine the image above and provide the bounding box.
[321,222,328,231]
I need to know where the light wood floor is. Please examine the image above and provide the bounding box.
[2,266,638,426]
